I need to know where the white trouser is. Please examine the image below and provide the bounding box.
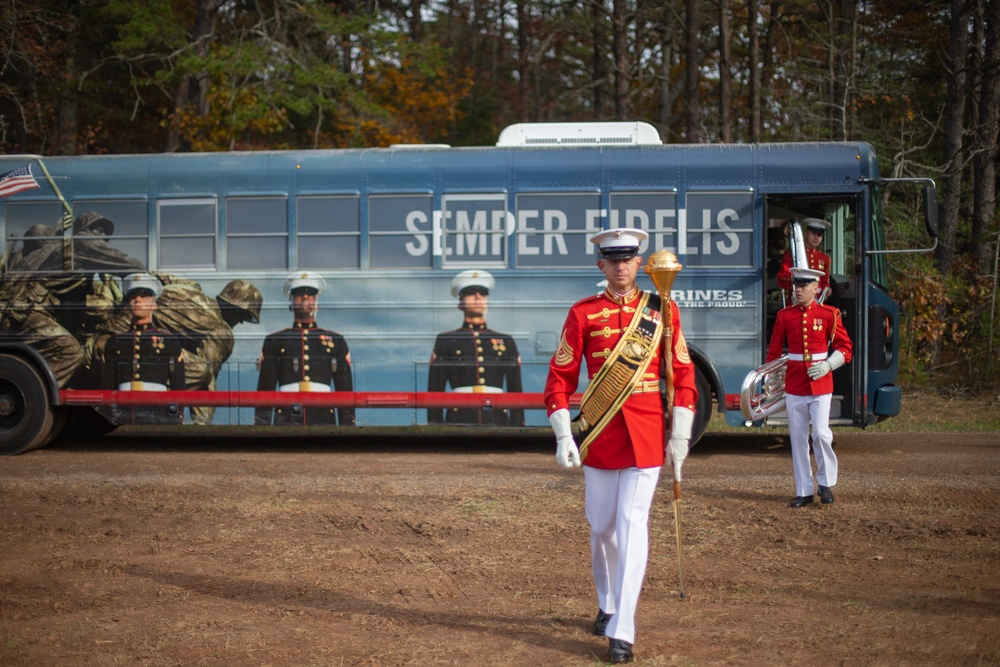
[584,465,661,644]
[785,392,837,497]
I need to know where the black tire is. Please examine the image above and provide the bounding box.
[38,406,73,448]
[690,365,713,446]
[0,354,55,455]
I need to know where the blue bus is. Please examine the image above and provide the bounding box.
[0,122,936,454]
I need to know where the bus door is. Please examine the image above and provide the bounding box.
[763,193,864,426]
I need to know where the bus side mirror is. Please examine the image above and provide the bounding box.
[921,187,939,238]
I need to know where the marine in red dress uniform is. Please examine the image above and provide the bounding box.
[543,228,698,664]
[543,290,697,470]
[777,217,832,300]
[767,266,853,507]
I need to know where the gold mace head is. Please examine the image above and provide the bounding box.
[643,249,683,302]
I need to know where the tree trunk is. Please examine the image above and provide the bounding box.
[718,0,732,142]
[760,0,782,140]
[593,0,609,118]
[936,0,972,275]
[657,4,680,134]
[164,0,219,152]
[516,0,529,120]
[748,0,761,143]
[57,31,78,155]
[613,0,631,119]
[972,0,1000,276]
[685,0,700,141]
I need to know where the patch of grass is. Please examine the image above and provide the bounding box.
[706,390,1000,434]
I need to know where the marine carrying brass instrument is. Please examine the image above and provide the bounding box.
[739,353,787,421]
[740,217,814,421]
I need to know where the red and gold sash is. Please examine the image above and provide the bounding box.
[575,291,663,460]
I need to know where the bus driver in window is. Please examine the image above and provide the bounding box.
[427,269,524,426]
[255,272,355,426]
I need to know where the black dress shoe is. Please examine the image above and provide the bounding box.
[609,638,633,664]
[818,486,835,504]
[592,609,612,636]
[789,495,814,508]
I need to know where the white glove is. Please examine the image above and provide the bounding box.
[807,350,845,380]
[667,406,694,482]
[549,408,580,468]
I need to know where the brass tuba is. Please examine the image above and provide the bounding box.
[739,353,787,421]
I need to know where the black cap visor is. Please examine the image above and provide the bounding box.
[599,246,639,260]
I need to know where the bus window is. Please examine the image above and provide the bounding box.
[441,193,507,268]
[683,192,754,267]
[368,194,433,269]
[3,201,64,272]
[296,195,360,269]
[609,192,678,254]
[71,200,149,269]
[226,197,288,271]
[515,192,601,267]
[158,199,217,269]
[869,187,889,290]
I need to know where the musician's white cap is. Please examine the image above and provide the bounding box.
[803,217,830,232]
[122,273,162,299]
[590,227,648,259]
[283,271,327,298]
[790,266,824,285]
[451,269,495,299]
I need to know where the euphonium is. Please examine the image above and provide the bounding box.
[739,354,787,421]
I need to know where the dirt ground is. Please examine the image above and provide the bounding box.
[1,399,999,666]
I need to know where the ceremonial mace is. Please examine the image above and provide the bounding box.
[643,250,688,600]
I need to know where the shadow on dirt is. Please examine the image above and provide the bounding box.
[45,425,791,457]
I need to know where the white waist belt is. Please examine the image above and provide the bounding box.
[452,386,503,394]
[118,382,167,391]
[787,352,828,361]
[279,382,331,392]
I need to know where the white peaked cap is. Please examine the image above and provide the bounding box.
[803,217,831,231]
[282,271,327,298]
[790,266,824,283]
[450,269,495,299]
[590,227,648,259]
[122,273,163,299]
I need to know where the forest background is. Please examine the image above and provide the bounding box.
[1,0,998,392]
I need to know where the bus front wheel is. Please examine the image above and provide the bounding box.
[0,354,55,455]
[690,366,713,445]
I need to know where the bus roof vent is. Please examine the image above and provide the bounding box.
[496,122,662,147]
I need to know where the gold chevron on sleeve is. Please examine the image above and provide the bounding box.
[674,327,691,364]
[553,331,574,366]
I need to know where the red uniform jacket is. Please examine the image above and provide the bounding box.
[766,300,853,396]
[544,288,698,470]
[777,248,831,294]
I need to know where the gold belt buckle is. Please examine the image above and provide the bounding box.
[131,381,143,391]
[473,385,486,393]
[300,381,313,392]
[803,353,812,362]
